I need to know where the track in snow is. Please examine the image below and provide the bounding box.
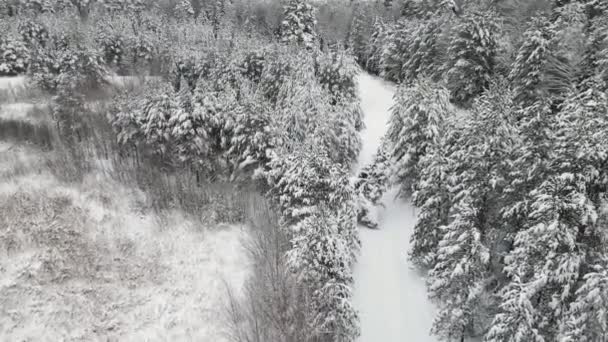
[353,73,438,342]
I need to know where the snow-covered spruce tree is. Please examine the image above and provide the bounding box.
[443,10,500,105]
[429,195,491,341]
[265,145,351,226]
[487,81,608,342]
[386,77,450,197]
[408,126,455,269]
[509,16,556,107]
[486,174,596,342]
[356,138,391,205]
[287,206,359,339]
[174,0,195,19]
[269,143,359,341]
[313,100,362,167]
[0,36,29,76]
[211,0,225,38]
[379,18,416,82]
[348,3,371,66]
[280,0,317,50]
[509,13,581,108]
[28,41,107,94]
[577,0,607,86]
[428,83,520,340]
[239,50,266,84]
[51,73,89,144]
[18,19,49,47]
[259,56,292,104]
[365,16,387,75]
[223,94,277,180]
[97,30,125,72]
[560,262,608,342]
[400,0,442,19]
[315,52,360,108]
[400,16,443,83]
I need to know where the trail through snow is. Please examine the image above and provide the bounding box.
[353,73,438,342]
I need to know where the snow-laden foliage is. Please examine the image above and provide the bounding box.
[408,127,455,269]
[348,3,371,65]
[18,19,49,47]
[239,50,265,83]
[357,139,391,205]
[266,145,360,341]
[280,0,317,50]
[97,29,125,71]
[28,38,107,93]
[487,174,595,341]
[365,17,388,75]
[509,16,556,106]
[379,18,415,82]
[51,72,89,144]
[429,195,491,340]
[560,262,608,342]
[174,0,195,19]
[400,17,443,83]
[443,10,500,104]
[315,52,360,112]
[386,77,450,197]
[0,36,29,75]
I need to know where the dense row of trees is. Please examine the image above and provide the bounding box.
[351,0,608,341]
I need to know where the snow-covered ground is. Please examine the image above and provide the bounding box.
[0,161,250,341]
[353,73,437,342]
[0,76,26,90]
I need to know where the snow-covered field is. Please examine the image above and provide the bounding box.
[0,76,26,90]
[353,73,437,342]
[0,164,250,341]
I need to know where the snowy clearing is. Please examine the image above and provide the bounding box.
[0,102,43,121]
[0,76,26,90]
[0,173,250,341]
[353,73,437,342]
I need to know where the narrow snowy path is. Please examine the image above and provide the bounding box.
[353,73,437,342]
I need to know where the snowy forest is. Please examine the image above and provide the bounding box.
[0,0,607,341]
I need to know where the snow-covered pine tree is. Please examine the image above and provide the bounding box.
[444,10,500,104]
[18,19,49,47]
[357,138,391,205]
[379,18,416,82]
[428,195,491,341]
[560,262,608,342]
[0,36,29,76]
[386,77,450,197]
[428,82,519,340]
[509,16,557,107]
[175,0,195,20]
[224,95,277,179]
[348,2,371,66]
[315,51,360,109]
[314,100,362,167]
[400,0,440,19]
[484,275,547,342]
[365,16,387,75]
[578,1,608,89]
[409,126,455,269]
[211,0,225,38]
[401,16,443,83]
[487,173,596,341]
[280,0,317,50]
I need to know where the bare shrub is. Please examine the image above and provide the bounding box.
[224,201,317,342]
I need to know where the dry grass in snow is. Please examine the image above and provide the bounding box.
[0,173,250,341]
